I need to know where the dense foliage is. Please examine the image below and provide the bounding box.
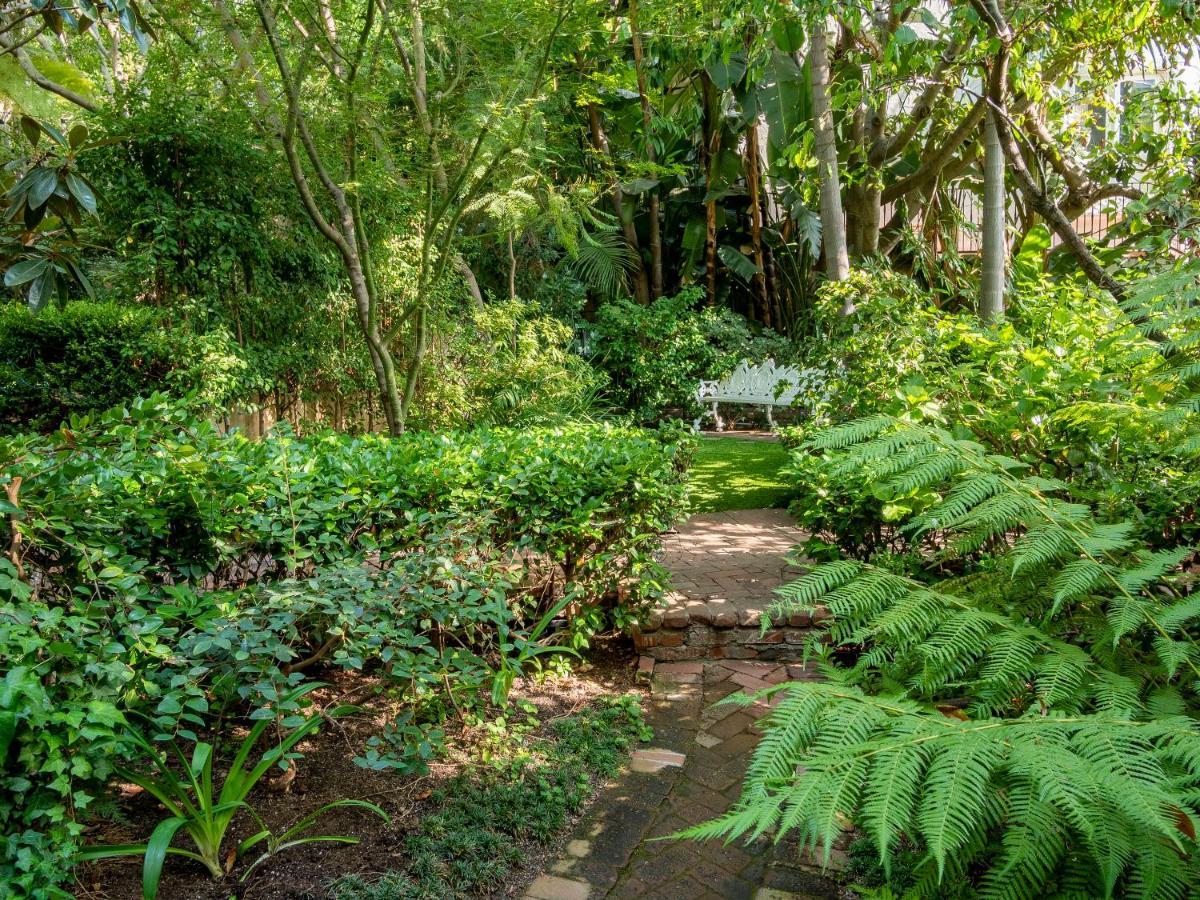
[0,301,248,432]
[7,0,1194,429]
[2,1,1200,897]
[0,398,688,895]
[331,695,651,899]
[697,263,1200,897]
[591,289,792,422]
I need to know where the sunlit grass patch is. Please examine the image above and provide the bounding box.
[688,436,792,512]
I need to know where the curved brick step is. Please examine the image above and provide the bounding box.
[635,509,825,662]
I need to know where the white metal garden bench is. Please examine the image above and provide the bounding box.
[693,358,816,432]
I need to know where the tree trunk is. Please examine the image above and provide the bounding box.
[628,0,663,299]
[507,231,517,301]
[219,0,407,435]
[586,101,651,303]
[745,118,772,327]
[809,23,851,304]
[700,72,720,307]
[973,0,1124,302]
[979,108,1006,322]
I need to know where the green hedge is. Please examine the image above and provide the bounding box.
[0,397,691,895]
[0,302,249,433]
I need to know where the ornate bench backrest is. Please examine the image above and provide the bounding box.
[701,358,803,404]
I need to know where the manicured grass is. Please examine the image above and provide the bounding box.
[688,436,793,513]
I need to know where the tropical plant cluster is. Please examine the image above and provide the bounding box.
[8,0,1195,432]
[698,261,1200,897]
[0,397,689,895]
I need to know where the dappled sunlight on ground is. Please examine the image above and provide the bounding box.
[688,436,792,513]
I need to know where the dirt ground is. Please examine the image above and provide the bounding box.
[74,638,640,900]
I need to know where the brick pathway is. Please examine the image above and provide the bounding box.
[526,662,843,900]
[526,511,844,900]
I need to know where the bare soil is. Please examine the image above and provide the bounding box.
[74,638,639,900]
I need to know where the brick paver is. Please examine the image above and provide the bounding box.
[634,510,823,662]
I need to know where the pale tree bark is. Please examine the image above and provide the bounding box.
[979,108,1006,321]
[972,0,1125,302]
[809,22,851,308]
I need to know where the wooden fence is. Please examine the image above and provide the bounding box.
[218,393,381,438]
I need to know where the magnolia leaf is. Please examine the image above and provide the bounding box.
[4,257,49,287]
[27,267,58,312]
[65,173,97,215]
[20,116,41,148]
[27,168,59,209]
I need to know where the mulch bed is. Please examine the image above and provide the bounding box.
[74,638,639,900]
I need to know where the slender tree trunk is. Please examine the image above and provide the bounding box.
[219,0,406,434]
[586,101,651,303]
[809,23,851,305]
[387,1,484,309]
[973,0,1124,302]
[979,108,1006,321]
[745,118,771,327]
[628,0,663,298]
[700,72,720,307]
[507,231,517,301]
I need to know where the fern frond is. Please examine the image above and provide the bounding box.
[718,684,1200,895]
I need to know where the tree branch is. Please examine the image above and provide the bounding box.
[0,38,99,112]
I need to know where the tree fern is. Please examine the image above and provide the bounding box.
[711,400,1200,896]
[689,683,1200,897]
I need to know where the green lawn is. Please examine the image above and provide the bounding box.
[688,436,793,513]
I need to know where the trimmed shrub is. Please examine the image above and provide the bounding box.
[0,397,690,895]
[0,301,248,432]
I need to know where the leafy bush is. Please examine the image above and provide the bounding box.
[783,268,1198,555]
[330,695,650,900]
[0,398,688,895]
[413,298,605,429]
[591,288,793,421]
[0,301,249,432]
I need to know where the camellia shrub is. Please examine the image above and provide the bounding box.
[0,397,690,895]
[0,301,251,433]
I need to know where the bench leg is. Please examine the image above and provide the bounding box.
[766,405,775,430]
[712,402,723,432]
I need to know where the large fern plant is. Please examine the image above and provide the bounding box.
[692,378,1200,895]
